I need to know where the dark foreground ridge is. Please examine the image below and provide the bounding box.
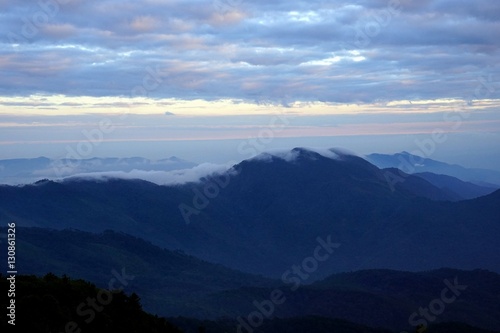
[0,273,182,333]
[2,273,499,333]
[9,227,500,332]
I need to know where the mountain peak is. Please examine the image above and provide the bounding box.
[249,147,354,164]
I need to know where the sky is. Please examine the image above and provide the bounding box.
[1,0,499,169]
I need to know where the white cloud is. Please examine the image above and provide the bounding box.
[63,162,237,186]
[251,147,347,163]
[250,149,300,163]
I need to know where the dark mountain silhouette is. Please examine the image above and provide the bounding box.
[171,317,499,333]
[381,167,462,201]
[4,271,495,333]
[1,148,500,278]
[11,227,275,318]
[187,268,500,331]
[0,273,182,333]
[10,228,500,332]
[170,316,395,333]
[413,172,498,200]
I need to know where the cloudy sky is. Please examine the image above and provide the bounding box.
[1,0,499,168]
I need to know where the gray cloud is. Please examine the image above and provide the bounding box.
[0,0,499,103]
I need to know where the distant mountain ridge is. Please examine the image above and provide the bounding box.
[413,172,497,200]
[382,167,463,201]
[366,151,500,186]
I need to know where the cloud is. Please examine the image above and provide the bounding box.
[41,23,78,39]
[251,149,300,163]
[63,162,237,186]
[129,16,159,32]
[0,0,498,104]
[0,154,201,185]
[251,147,344,163]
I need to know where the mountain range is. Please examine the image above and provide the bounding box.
[366,151,500,187]
[2,148,499,278]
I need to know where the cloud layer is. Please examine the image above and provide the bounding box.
[1,0,499,104]
[63,162,236,186]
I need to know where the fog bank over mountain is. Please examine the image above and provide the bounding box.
[0,156,197,185]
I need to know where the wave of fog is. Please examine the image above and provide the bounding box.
[251,147,355,162]
[63,162,238,186]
